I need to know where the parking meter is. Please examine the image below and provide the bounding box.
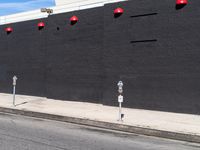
[117,81,123,94]
[117,81,124,121]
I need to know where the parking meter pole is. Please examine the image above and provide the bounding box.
[12,76,17,106]
[119,101,122,121]
[13,85,16,106]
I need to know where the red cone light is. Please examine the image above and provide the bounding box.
[70,16,78,25]
[114,7,124,15]
[5,27,13,33]
[37,22,45,28]
[176,0,188,5]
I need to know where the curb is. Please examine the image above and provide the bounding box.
[0,106,199,143]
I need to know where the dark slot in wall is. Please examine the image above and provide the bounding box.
[0,0,200,114]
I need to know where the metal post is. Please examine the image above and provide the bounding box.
[13,85,16,106]
[12,76,17,106]
[119,101,122,121]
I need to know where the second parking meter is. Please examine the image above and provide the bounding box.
[117,81,124,121]
[117,81,123,94]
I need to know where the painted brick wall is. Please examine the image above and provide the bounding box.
[0,19,47,97]
[45,7,105,102]
[103,0,200,114]
[0,0,200,114]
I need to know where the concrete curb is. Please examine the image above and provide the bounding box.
[0,106,199,143]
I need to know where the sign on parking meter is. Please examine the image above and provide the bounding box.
[118,95,123,103]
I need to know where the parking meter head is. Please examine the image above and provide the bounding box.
[117,81,123,87]
[13,76,17,86]
[117,81,123,94]
[118,88,123,94]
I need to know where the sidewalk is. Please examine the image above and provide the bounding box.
[0,93,200,143]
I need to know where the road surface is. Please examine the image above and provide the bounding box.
[0,113,199,150]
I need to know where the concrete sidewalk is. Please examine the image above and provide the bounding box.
[0,93,200,143]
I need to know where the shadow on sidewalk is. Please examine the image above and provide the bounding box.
[15,101,28,107]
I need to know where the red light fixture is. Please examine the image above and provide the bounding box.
[114,8,124,15]
[70,16,78,25]
[37,22,45,29]
[176,0,188,5]
[5,27,13,33]
[114,7,124,17]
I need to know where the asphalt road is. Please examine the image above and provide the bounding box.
[0,113,199,150]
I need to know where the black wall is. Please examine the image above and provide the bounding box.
[0,0,200,114]
[0,19,47,96]
[45,8,105,103]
